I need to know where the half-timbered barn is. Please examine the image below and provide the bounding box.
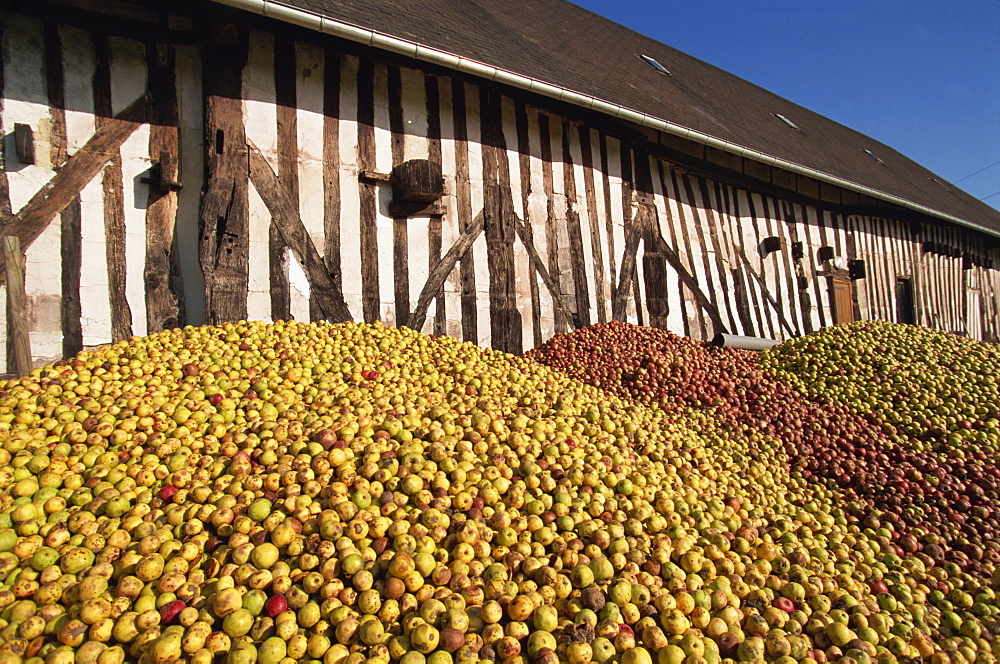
[1,0,999,368]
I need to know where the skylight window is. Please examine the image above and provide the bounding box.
[863,149,884,164]
[773,113,800,131]
[931,178,950,191]
[638,54,671,76]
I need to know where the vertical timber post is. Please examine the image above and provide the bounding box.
[3,237,32,376]
[199,19,251,324]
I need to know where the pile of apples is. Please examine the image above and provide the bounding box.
[530,322,1000,576]
[0,319,995,664]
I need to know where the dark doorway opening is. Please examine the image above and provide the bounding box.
[896,278,915,325]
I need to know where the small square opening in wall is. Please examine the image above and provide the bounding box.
[761,236,782,253]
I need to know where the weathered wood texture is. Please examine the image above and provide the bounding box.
[322,50,349,322]
[481,88,520,354]
[0,20,11,227]
[3,237,32,375]
[2,15,999,364]
[425,75,446,336]
[452,79,477,343]
[388,66,409,328]
[94,36,132,343]
[44,22,83,357]
[198,21,251,325]
[270,34,295,322]
[356,58,380,324]
[247,144,353,322]
[144,43,182,333]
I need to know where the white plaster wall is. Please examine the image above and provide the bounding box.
[338,55,363,322]
[244,30,277,322]
[400,68,431,328]
[61,26,96,153]
[294,41,326,322]
[525,108,553,342]
[437,78,462,341]
[372,63,395,325]
[3,15,60,362]
[400,67,428,162]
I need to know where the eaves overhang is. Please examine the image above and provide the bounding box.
[210,0,1000,240]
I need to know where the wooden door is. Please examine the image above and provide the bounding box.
[830,277,855,324]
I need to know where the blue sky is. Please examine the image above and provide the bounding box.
[571,0,1000,211]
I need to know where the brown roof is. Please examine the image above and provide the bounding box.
[248,0,1000,236]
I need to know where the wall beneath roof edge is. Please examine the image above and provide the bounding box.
[1,11,998,370]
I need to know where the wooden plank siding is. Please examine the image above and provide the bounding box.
[2,15,1000,367]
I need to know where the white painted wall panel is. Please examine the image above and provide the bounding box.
[3,14,51,212]
[289,256,310,322]
[338,56,364,322]
[61,26,96,154]
[80,175,111,345]
[372,63,396,325]
[400,67,428,162]
[244,30,277,322]
[175,44,205,325]
[119,125,150,336]
[109,38,145,115]
[295,41,327,257]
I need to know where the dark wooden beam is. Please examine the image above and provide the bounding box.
[515,102,542,347]
[198,21,250,325]
[3,236,32,376]
[424,75,446,336]
[611,210,644,322]
[451,79,477,342]
[43,20,83,357]
[481,88,520,354]
[144,43,182,333]
[321,50,348,322]
[357,58,380,324]
[94,35,132,343]
[562,122,590,328]
[0,18,11,226]
[388,66,409,328]
[271,33,297,323]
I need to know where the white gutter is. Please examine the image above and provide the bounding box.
[213,0,999,239]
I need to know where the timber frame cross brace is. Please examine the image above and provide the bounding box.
[408,211,580,333]
[612,202,726,333]
[0,95,151,286]
[246,141,353,323]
